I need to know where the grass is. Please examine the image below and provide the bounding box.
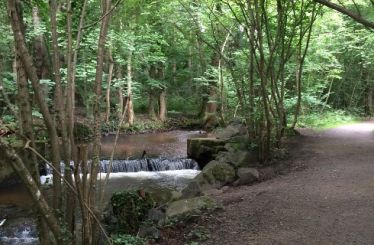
[296,110,360,129]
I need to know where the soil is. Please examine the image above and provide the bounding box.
[156,121,374,245]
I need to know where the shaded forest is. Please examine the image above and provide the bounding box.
[0,0,373,244]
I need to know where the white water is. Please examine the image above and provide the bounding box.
[0,225,38,245]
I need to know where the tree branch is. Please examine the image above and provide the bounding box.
[314,0,374,29]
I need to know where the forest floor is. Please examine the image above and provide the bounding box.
[159,120,374,245]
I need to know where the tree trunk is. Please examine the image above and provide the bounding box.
[117,66,124,120]
[291,3,317,128]
[105,49,114,123]
[89,0,112,243]
[126,52,134,125]
[32,7,49,94]
[159,90,167,122]
[368,80,373,116]
[148,91,157,120]
[8,0,63,209]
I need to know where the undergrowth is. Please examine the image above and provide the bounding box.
[296,110,359,129]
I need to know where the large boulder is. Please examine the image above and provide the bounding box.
[224,135,250,152]
[143,186,181,205]
[165,196,216,218]
[234,167,259,186]
[187,138,225,168]
[214,118,248,140]
[215,150,257,169]
[181,180,203,199]
[195,160,236,189]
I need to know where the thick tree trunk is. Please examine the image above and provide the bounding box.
[159,90,167,122]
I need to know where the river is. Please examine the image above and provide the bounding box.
[0,130,205,244]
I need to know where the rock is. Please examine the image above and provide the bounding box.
[234,167,259,186]
[187,138,225,168]
[214,118,248,140]
[138,225,160,239]
[197,160,236,189]
[224,135,250,152]
[181,180,203,199]
[143,186,181,204]
[221,186,230,192]
[215,150,257,168]
[166,196,216,218]
[147,208,166,226]
[259,167,276,181]
[215,125,240,139]
[235,151,257,168]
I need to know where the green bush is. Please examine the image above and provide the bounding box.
[111,234,147,245]
[296,110,358,129]
[103,189,155,235]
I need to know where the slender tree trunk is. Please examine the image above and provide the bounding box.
[291,3,317,128]
[8,0,63,208]
[116,66,124,120]
[89,1,112,243]
[105,49,114,123]
[126,52,134,125]
[148,91,157,120]
[368,75,373,116]
[32,7,49,95]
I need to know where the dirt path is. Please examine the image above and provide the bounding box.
[197,121,374,245]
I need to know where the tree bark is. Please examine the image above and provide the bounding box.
[148,91,157,120]
[89,1,112,242]
[105,48,114,123]
[314,0,374,29]
[7,0,62,208]
[126,52,135,125]
[159,90,167,122]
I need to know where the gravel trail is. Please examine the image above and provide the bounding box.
[201,121,374,245]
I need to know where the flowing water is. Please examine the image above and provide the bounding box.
[0,130,205,244]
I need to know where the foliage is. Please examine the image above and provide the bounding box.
[297,110,359,129]
[73,122,93,142]
[111,234,147,245]
[186,226,211,242]
[103,189,155,235]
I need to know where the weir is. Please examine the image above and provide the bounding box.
[44,158,199,175]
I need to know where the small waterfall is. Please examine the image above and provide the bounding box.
[99,158,199,173]
[44,158,199,175]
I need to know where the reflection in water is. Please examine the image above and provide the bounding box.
[0,185,31,206]
[100,130,205,159]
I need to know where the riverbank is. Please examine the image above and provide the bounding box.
[153,121,374,244]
